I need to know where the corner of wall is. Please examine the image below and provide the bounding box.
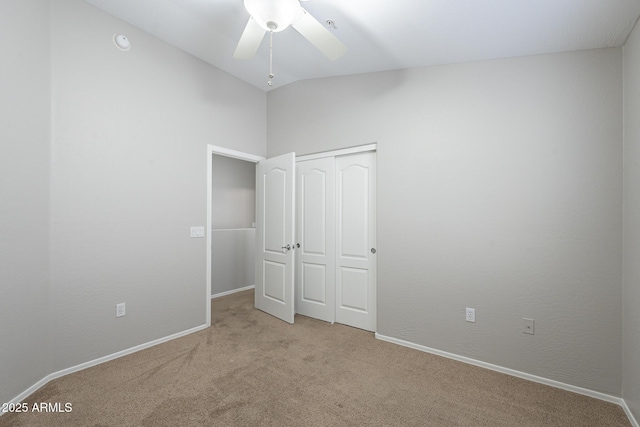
[622,12,640,426]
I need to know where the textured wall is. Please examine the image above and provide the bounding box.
[211,155,256,295]
[211,155,256,229]
[0,0,51,405]
[47,0,265,372]
[268,49,623,394]
[623,20,640,421]
[211,229,256,295]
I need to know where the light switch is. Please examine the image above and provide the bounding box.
[190,226,205,238]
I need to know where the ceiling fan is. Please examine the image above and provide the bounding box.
[233,0,347,83]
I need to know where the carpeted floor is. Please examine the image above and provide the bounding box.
[0,289,631,426]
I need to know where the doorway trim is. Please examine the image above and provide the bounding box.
[206,145,265,327]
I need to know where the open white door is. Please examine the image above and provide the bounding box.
[255,152,296,323]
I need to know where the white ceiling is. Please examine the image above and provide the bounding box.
[84,0,640,91]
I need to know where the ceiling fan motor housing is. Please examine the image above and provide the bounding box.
[243,0,300,32]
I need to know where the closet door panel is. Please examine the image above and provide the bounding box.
[339,267,369,311]
[301,263,326,304]
[336,152,376,332]
[295,157,336,323]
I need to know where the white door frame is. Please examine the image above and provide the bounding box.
[206,145,264,327]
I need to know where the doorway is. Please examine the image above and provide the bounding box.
[211,154,256,297]
[206,145,264,326]
[295,151,377,331]
[253,145,377,331]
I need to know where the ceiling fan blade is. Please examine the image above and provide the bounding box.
[291,7,347,61]
[233,17,266,60]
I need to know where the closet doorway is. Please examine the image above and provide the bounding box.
[206,145,264,325]
[295,150,377,332]
[252,145,377,332]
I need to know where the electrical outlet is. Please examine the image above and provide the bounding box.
[523,318,534,335]
[116,303,126,318]
[466,308,475,323]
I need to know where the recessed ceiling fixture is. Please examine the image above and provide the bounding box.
[234,0,347,87]
[113,34,130,51]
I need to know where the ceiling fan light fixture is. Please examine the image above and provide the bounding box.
[243,0,300,33]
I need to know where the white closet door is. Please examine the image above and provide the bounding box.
[335,152,376,331]
[255,152,296,324]
[295,158,336,323]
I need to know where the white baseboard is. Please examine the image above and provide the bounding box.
[4,323,208,412]
[375,333,636,425]
[622,400,640,427]
[211,285,254,299]
[4,323,637,427]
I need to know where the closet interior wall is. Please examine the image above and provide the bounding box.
[211,154,256,296]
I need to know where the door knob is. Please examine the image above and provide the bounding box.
[282,244,291,252]
[371,248,376,254]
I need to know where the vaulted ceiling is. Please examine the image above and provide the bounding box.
[84,0,640,90]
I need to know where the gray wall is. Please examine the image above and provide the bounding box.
[211,155,256,229]
[1,0,630,409]
[0,0,265,401]
[623,20,640,421]
[0,0,52,405]
[211,229,256,295]
[268,48,623,395]
[47,0,265,372]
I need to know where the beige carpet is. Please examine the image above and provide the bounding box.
[0,290,630,426]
